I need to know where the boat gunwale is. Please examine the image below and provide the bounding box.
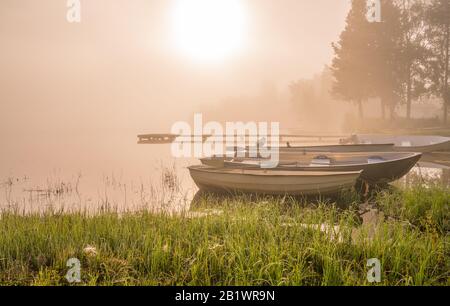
[277,152,422,169]
[202,152,422,170]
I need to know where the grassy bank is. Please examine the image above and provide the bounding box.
[0,185,448,286]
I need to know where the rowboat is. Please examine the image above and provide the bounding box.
[200,152,422,184]
[188,165,362,196]
[350,134,450,153]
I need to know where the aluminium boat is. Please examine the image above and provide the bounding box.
[350,134,450,153]
[200,152,422,184]
[188,165,362,196]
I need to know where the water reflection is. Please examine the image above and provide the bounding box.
[1,151,448,214]
[0,161,199,214]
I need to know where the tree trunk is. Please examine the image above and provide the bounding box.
[406,64,412,120]
[357,99,364,119]
[444,101,448,125]
[388,103,396,120]
[443,24,449,125]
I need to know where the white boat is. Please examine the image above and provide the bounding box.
[188,165,362,196]
[353,135,450,153]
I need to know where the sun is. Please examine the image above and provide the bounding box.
[171,0,247,62]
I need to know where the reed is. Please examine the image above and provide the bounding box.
[0,184,448,286]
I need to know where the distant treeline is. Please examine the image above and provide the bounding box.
[330,0,449,124]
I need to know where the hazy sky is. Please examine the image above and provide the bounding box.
[0,0,351,176]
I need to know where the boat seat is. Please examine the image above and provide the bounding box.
[310,155,332,167]
[401,141,412,147]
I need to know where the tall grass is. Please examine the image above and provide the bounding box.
[0,185,448,286]
[376,184,449,234]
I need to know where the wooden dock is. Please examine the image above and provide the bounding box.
[137,133,348,144]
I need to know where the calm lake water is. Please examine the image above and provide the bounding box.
[1,142,449,214]
[0,142,198,213]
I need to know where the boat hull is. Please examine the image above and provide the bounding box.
[355,135,450,153]
[188,166,361,196]
[393,141,450,153]
[201,152,422,185]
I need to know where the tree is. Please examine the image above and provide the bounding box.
[331,0,377,119]
[397,0,428,120]
[370,0,404,119]
[425,0,450,124]
[290,67,345,131]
